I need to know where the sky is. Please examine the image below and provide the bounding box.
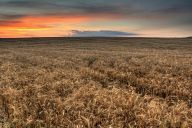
[0,0,192,38]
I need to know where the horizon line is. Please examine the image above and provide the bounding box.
[0,36,191,39]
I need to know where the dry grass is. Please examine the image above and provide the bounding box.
[0,37,192,127]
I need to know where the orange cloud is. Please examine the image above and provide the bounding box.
[0,13,137,38]
[0,15,93,38]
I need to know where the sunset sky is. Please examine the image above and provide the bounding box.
[0,0,192,38]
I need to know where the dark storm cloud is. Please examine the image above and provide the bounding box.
[71,30,137,37]
[0,0,191,36]
[0,20,21,26]
[0,0,191,17]
[0,1,126,18]
[0,14,25,20]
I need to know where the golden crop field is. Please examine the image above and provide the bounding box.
[0,38,192,127]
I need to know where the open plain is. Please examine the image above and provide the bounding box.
[0,38,192,127]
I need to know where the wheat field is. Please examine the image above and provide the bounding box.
[0,38,192,127]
